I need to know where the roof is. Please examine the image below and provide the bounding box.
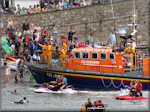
[72,47,112,52]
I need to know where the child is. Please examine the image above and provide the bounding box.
[81,104,86,112]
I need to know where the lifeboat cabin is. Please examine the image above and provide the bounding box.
[67,47,125,74]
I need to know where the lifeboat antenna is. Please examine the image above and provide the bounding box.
[128,0,137,36]
[110,0,115,30]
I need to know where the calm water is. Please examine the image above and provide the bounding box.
[0,70,149,111]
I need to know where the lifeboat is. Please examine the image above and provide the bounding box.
[68,47,125,73]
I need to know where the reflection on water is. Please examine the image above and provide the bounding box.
[0,72,149,111]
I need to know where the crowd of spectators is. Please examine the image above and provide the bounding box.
[1,17,98,60]
[0,0,125,15]
[0,0,93,15]
[1,16,135,60]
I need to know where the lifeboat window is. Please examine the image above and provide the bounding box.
[109,53,115,60]
[82,52,89,59]
[75,52,81,59]
[100,53,107,60]
[92,52,98,60]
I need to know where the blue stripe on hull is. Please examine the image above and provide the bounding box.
[30,69,149,90]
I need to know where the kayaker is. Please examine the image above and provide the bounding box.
[133,80,143,97]
[125,80,135,96]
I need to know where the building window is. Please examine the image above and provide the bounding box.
[75,52,81,59]
[100,53,107,60]
[92,52,98,60]
[82,52,89,59]
[109,53,115,60]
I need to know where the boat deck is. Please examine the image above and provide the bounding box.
[25,62,149,79]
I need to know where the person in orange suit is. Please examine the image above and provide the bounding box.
[63,39,67,55]
[46,42,53,67]
[58,44,66,69]
[38,42,47,64]
[124,43,135,69]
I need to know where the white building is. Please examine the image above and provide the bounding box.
[2,0,40,8]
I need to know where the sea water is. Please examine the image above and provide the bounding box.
[0,71,149,111]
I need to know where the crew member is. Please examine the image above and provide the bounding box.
[133,80,143,97]
[63,39,67,54]
[38,42,47,64]
[46,42,53,67]
[58,44,66,69]
[123,43,135,69]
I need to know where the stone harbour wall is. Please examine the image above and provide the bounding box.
[1,0,150,47]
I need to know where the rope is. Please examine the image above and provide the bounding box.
[121,79,125,88]
[101,78,112,88]
[111,78,122,88]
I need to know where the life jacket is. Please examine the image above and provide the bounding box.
[134,83,143,92]
[56,77,61,85]
[81,106,86,112]
[98,102,103,105]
